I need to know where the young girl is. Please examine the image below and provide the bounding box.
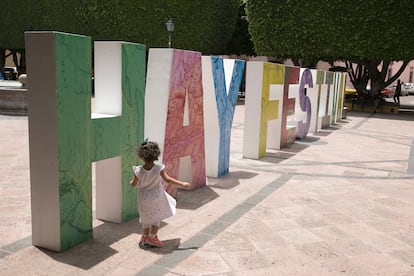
[130,140,191,247]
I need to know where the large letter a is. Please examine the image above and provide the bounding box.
[145,49,206,198]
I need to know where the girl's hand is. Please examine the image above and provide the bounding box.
[160,170,192,190]
[181,182,192,190]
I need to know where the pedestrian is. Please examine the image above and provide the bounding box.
[130,139,191,247]
[394,79,401,104]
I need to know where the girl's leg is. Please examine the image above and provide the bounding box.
[143,227,150,236]
[150,225,159,236]
[146,221,163,247]
[150,220,160,236]
[140,224,150,244]
[142,223,150,236]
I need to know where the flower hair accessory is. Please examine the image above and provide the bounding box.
[141,138,149,145]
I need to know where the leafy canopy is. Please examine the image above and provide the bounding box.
[0,0,240,55]
[246,0,414,64]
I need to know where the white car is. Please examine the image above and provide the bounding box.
[401,82,414,95]
[3,67,18,80]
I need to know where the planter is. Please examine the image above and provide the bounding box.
[0,87,28,116]
[344,100,399,114]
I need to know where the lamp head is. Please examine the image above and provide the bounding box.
[165,19,174,33]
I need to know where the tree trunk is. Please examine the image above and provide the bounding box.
[367,60,409,96]
[345,61,369,94]
[0,48,5,77]
[346,59,409,95]
[345,59,409,108]
[18,50,26,75]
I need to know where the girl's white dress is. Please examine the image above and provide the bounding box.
[132,164,176,225]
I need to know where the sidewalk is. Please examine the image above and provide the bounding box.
[0,104,413,275]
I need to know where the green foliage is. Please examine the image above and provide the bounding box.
[0,0,37,50]
[0,0,240,55]
[246,0,414,63]
[223,2,256,56]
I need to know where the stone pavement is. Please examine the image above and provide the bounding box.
[0,103,414,275]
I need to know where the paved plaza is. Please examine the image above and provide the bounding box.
[0,102,414,275]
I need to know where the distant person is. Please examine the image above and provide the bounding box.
[394,79,401,104]
[0,71,3,80]
[130,140,191,248]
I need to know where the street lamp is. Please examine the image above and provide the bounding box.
[165,19,174,48]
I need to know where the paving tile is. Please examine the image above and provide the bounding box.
[388,230,414,247]
[203,231,252,253]
[261,218,301,233]
[319,255,367,275]
[389,248,414,266]
[230,267,287,276]
[1,105,414,275]
[308,225,374,257]
[348,251,413,275]
[294,214,328,228]
[336,222,412,252]
[294,241,343,261]
[219,249,273,272]
[168,250,231,275]
[276,228,322,245]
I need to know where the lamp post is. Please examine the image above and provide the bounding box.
[165,19,174,48]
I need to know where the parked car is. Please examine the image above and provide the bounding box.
[3,67,18,80]
[381,85,395,98]
[345,86,357,95]
[344,86,357,100]
[401,82,414,95]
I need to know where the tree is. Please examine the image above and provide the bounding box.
[223,1,256,56]
[0,0,241,74]
[0,0,240,55]
[246,0,414,97]
[74,0,240,54]
[0,0,37,74]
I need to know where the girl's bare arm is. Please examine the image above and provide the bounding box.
[160,170,192,190]
[130,175,138,187]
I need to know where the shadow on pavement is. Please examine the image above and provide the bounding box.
[39,232,184,270]
[138,238,193,254]
[208,170,258,190]
[40,239,118,270]
[176,170,257,210]
[261,143,311,164]
[349,110,414,121]
[176,186,219,210]
[259,119,351,165]
[39,218,143,270]
[37,168,258,268]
